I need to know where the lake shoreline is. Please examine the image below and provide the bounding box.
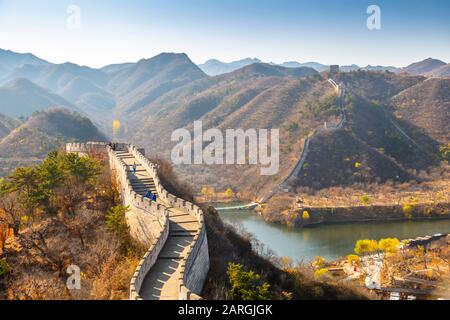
[216,204,450,262]
[260,202,450,228]
[207,200,450,229]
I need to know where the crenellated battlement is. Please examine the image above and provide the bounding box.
[66,142,209,300]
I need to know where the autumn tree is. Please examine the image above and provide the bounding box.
[0,192,24,237]
[347,254,360,266]
[354,239,378,255]
[225,188,234,199]
[302,210,310,220]
[378,238,400,254]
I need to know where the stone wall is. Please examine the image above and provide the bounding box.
[66,142,210,300]
[127,145,210,300]
[65,142,107,155]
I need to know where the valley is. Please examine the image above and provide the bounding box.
[0,47,449,301]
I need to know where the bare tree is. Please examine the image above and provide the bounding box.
[0,192,23,237]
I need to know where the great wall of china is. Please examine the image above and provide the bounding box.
[66,142,209,300]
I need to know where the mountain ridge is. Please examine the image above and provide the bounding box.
[0,78,77,118]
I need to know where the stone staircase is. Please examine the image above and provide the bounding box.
[115,150,200,300]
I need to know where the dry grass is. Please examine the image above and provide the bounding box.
[0,151,144,300]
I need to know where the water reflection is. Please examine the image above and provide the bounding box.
[217,205,450,262]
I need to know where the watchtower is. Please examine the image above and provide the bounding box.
[329,65,340,78]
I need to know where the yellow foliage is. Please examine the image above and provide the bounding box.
[354,239,378,255]
[312,256,326,269]
[354,162,362,169]
[347,254,360,265]
[280,256,293,271]
[225,188,234,198]
[20,215,30,224]
[378,238,400,254]
[314,268,330,280]
[359,195,370,205]
[302,210,310,220]
[415,245,425,257]
[403,204,413,218]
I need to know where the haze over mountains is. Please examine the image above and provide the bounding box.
[0,108,105,176]
[198,57,450,77]
[0,47,448,194]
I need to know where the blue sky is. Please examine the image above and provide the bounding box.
[0,0,449,68]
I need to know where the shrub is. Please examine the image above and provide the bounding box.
[378,238,400,254]
[0,258,9,278]
[105,205,130,240]
[225,188,234,199]
[286,122,299,133]
[227,263,272,300]
[354,239,378,255]
[403,204,413,218]
[302,210,310,220]
[347,255,360,265]
[359,195,370,205]
[314,268,330,280]
[312,256,326,269]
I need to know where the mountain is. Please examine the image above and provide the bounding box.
[0,48,49,81]
[0,108,106,160]
[230,63,319,78]
[290,75,447,190]
[391,78,450,145]
[122,63,319,135]
[340,64,360,72]
[200,58,402,75]
[120,67,446,195]
[0,113,21,139]
[279,61,327,72]
[101,62,135,74]
[425,64,450,78]
[111,53,208,115]
[403,58,447,76]
[361,65,400,73]
[0,49,209,134]
[118,63,325,195]
[0,78,76,118]
[6,62,109,94]
[294,128,412,189]
[109,52,207,95]
[0,113,20,139]
[335,70,424,102]
[198,58,262,76]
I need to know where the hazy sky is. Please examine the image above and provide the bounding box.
[0,0,449,68]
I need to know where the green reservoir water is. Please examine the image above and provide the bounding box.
[217,204,450,262]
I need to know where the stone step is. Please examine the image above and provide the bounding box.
[170,221,199,225]
[133,188,157,192]
[169,215,195,223]
[132,185,156,189]
[131,181,155,185]
[157,236,192,258]
[133,186,157,190]
[170,230,198,236]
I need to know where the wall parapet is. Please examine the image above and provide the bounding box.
[127,145,210,300]
[66,142,209,300]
